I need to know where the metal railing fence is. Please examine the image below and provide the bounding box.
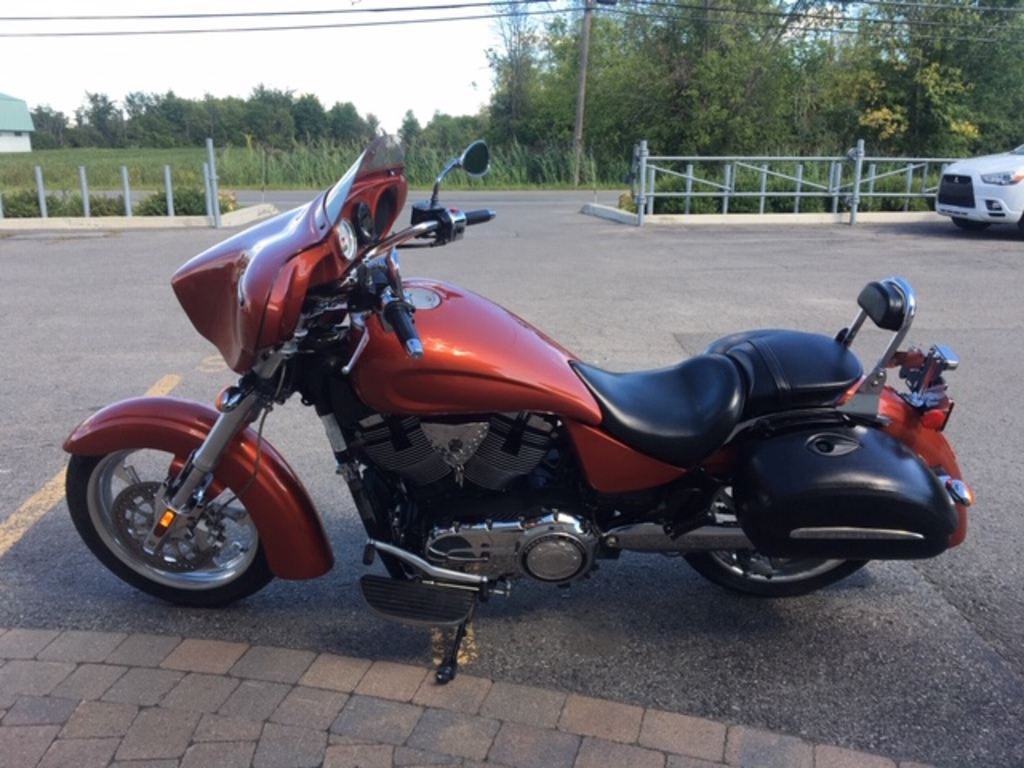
[0,139,224,227]
[631,139,960,226]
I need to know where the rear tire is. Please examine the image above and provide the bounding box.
[67,451,274,607]
[951,217,989,231]
[684,551,868,597]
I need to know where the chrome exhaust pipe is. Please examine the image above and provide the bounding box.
[604,524,752,552]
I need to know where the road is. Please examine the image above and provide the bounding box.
[1,192,1022,767]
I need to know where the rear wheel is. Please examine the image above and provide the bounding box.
[683,486,867,597]
[67,450,274,607]
[951,217,990,231]
[684,551,867,597]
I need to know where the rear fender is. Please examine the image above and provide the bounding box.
[880,388,968,547]
[63,397,334,579]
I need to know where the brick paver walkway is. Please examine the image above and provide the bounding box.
[0,627,935,767]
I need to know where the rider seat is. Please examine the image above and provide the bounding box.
[571,355,745,468]
[704,330,863,419]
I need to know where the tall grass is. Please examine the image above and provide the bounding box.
[0,142,624,195]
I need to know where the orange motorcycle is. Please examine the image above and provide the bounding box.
[64,137,972,682]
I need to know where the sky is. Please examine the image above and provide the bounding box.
[0,1,512,134]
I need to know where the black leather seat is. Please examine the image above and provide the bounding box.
[704,330,863,419]
[571,354,745,468]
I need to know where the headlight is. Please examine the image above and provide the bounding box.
[980,170,1024,185]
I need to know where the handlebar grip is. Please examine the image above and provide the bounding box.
[465,208,497,226]
[382,300,423,360]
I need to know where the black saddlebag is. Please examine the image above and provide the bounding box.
[733,426,958,559]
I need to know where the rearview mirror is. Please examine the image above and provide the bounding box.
[461,141,490,177]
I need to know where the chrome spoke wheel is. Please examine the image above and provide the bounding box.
[68,449,273,606]
[683,486,868,597]
[705,550,850,584]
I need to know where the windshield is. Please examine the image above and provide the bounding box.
[1013,145,1024,155]
[324,135,405,225]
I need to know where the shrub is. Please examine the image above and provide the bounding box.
[0,189,138,218]
[137,187,238,216]
[1,189,44,217]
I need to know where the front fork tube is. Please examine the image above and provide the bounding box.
[142,389,266,555]
[320,411,410,580]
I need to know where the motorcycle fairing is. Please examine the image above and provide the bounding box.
[171,156,409,374]
[171,200,338,373]
[63,397,334,579]
[350,280,603,424]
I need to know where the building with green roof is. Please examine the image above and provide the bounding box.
[0,93,35,152]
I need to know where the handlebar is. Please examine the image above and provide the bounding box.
[382,298,423,360]
[465,208,497,226]
[354,206,496,363]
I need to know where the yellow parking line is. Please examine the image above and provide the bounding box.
[147,374,181,397]
[0,470,68,558]
[0,375,182,559]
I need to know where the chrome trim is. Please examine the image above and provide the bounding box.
[939,475,974,507]
[368,539,488,587]
[789,527,925,541]
[341,314,370,375]
[840,276,918,416]
[604,524,753,551]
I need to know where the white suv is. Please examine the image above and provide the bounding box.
[936,145,1024,231]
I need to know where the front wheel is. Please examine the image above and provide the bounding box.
[66,450,274,607]
[684,551,867,597]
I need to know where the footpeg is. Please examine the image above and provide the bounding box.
[360,575,476,627]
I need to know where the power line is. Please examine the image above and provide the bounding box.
[0,2,551,23]
[0,6,569,37]
[618,0,1022,38]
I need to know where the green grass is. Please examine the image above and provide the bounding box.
[0,144,625,196]
[0,148,208,190]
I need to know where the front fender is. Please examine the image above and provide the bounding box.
[64,396,334,580]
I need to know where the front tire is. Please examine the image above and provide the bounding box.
[67,450,274,607]
[684,551,867,597]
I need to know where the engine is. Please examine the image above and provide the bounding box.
[425,512,598,584]
[351,411,598,583]
[353,412,556,491]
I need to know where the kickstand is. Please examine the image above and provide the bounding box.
[436,608,475,685]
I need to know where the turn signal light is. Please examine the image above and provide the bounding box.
[154,509,177,535]
[216,386,244,413]
[920,409,949,430]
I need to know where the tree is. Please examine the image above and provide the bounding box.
[487,0,541,146]
[245,85,296,147]
[422,112,487,153]
[398,110,422,148]
[199,94,248,146]
[292,94,329,143]
[29,105,69,149]
[74,92,125,148]
[328,101,371,143]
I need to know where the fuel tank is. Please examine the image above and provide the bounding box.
[349,279,603,424]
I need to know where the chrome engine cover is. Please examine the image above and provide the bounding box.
[354,413,555,490]
[425,512,597,584]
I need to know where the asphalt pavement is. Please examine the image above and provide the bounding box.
[0,193,1021,767]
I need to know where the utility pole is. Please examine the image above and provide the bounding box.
[572,0,594,187]
[573,0,616,187]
